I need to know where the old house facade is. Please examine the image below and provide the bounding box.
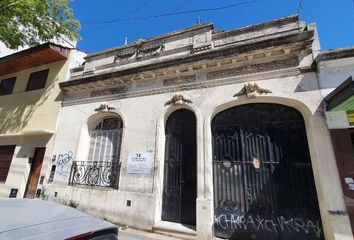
[46,16,352,239]
[0,43,84,199]
[317,47,354,235]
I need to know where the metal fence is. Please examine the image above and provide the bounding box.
[69,161,121,189]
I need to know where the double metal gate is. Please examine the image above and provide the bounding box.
[212,104,323,240]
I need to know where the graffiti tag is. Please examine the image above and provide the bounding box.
[214,214,322,238]
[55,151,74,179]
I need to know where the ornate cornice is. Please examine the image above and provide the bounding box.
[207,58,298,80]
[61,30,313,90]
[163,75,196,86]
[91,86,129,97]
[233,83,272,98]
[62,67,300,107]
[114,41,165,62]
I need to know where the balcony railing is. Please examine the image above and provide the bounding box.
[69,161,121,189]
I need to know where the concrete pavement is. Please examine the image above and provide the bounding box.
[118,227,195,240]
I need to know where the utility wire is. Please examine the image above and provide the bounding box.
[131,0,193,41]
[82,0,261,25]
[81,0,157,36]
[119,0,157,18]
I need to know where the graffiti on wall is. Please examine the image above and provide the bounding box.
[214,212,322,240]
[54,151,74,181]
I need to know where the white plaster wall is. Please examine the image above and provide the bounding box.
[318,57,354,97]
[46,71,352,239]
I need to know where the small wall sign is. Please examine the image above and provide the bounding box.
[347,111,354,126]
[345,177,354,191]
[127,153,151,174]
[9,188,18,198]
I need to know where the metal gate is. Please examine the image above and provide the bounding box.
[162,109,197,225]
[212,104,323,240]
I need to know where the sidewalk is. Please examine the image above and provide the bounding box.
[118,227,195,240]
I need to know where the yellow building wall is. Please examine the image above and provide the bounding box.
[0,53,73,198]
[0,58,69,135]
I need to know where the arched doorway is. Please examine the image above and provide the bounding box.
[162,109,197,225]
[212,103,323,240]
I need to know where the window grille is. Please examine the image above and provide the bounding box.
[69,117,122,189]
[88,118,122,162]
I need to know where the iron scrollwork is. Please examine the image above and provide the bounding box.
[69,161,121,189]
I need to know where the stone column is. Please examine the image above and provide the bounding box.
[196,113,214,240]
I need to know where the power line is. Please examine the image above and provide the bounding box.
[119,0,157,18]
[81,0,157,36]
[131,0,193,41]
[172,0,193,12]
[82,0,262,25]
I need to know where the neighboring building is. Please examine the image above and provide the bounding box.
[0,42,85,199]
[46,16,353,240]
[316,47,354,235]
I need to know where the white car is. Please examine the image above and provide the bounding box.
[0,198,118,240]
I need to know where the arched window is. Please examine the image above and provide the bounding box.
[69,114,123,189]
[88,117,123,163]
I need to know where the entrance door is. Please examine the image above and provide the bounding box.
[212,104,323,240]
[25,147,45,198]
[162,109,197,225]
[0,145,16,182]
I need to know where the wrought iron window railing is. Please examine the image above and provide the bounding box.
[69,161,121,189]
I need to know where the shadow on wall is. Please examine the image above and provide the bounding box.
[0,74,61,134]
[294,73,320,93]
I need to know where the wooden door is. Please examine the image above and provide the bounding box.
[25,147,45,198]
[0,145,16,182]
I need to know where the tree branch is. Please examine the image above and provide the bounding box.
[0,0,20,10]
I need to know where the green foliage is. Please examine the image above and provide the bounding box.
[68,199,79,208]
[40,185,49,200]
[0,0,80,49]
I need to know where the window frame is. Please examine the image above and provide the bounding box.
[88,117,123,163]
[26,69,49,92]
[0,77,16,96]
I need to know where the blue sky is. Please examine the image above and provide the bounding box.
[71,0,354,53]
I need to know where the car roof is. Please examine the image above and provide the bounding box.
[0,198,117,240]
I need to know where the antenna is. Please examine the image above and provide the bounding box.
[196,16,201,25]
[297,0,303,14]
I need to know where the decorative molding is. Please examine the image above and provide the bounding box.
[114,41,165,62]
[114,50,136,61]
[207,58,298,80]
[62,67,300,107]
[94,104,116,112]
[91,86,128,97]
[163,75,196,86]
[165,93,193,106]
[137,41,165,56]
[233,83,272,98]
